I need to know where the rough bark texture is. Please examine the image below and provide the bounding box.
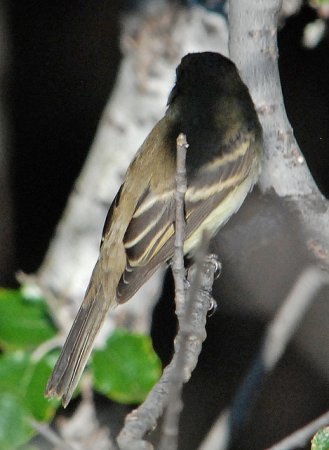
[229,0,329,263]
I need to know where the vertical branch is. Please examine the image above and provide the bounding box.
[171,133,188,313]
[158,134,188,450]
[117,251,218,450]
[228,0,329,268]
[117,134,217,448]
[228,0,313,196]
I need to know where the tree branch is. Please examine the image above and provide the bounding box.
[117,132,218,449]
[229,0,329,271]
[158,133,188,450]
[117,250,218,450]
[198,267,329,450]
[29,419,75,450]
[266,409,329,450]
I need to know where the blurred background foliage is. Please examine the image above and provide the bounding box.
[0,287,161,449]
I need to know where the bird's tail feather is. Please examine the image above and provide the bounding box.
[45,266,116,407]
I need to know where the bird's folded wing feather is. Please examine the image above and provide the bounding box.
[117,130,258,302]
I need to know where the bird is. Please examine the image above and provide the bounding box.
[45,51,262,407]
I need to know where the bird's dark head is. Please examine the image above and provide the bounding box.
[167,52,246,107]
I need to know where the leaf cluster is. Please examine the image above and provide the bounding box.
[0,288,161,449]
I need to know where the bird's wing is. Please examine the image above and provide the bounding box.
[117,130,259,303]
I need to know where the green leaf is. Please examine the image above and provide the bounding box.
[0,352,59,449]
[312,0,329,6]
[0,288,56,351]
[312,426,329,450]
[92,329,161,404]
[0,352,29,394]
[24,353,60,421]
[0,393,34,450]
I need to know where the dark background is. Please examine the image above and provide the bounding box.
[10,0,122,274]
[6,2,329,449]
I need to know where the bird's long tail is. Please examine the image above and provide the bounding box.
[45,261,116,407]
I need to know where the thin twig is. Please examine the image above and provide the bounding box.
[117,133,218,450]
[198,267,329,450]
[117,252,218,450]
[266,409,329,450]
[172,133,188,313]
[29,418,76,450]
[158,134,188,450]
[261,267,329,370]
